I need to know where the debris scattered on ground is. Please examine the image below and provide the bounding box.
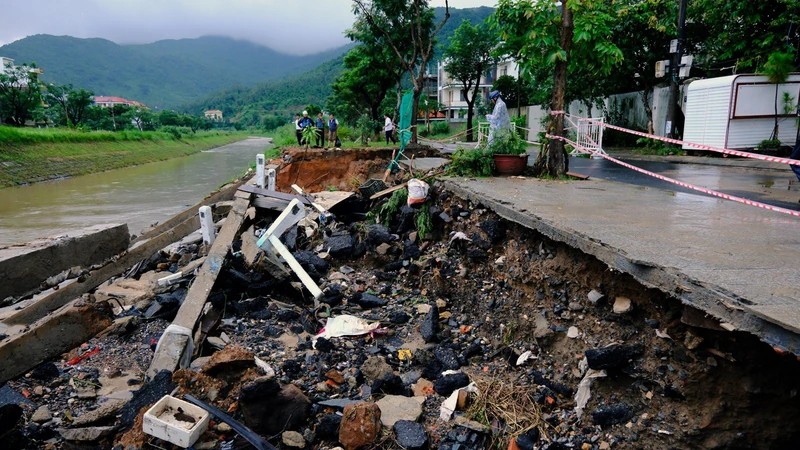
[1,156,799,450]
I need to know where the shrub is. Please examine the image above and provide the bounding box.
[447,146,494,177]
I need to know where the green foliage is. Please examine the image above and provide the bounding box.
[368,188,408,227]
[305,104,323,116]
[415,204,433,238]
[444,19,499,139]
[511,115,527,139]
[0,35,350,109]
[301,126,319,149]
[757,139,783,150]
[0,62,42,126]
[486,128,527,155]
[0,125,235,146]
[263,115,286,131]
[635,137,665,151]
[264,147,282,160]
[492,75,531,108]
[447,146,495,177]
[357,114,380,145]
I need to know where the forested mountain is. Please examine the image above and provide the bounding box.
[182,6,495,127]
[0,35,351,109]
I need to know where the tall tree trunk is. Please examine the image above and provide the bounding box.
[394,81,403,123]
[773,84,780,141]
[411,87,421,143]
[537,1,574,177]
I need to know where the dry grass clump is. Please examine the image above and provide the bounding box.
[467,375,548,448]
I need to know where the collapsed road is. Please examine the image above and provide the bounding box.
[0,145,798,450]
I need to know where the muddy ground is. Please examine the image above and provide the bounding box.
[1,177,799,450]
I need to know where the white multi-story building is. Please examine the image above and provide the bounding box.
[437,58,519,122]
[0,56,44,85]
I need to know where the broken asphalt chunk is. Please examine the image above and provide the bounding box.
[585,344,644,370]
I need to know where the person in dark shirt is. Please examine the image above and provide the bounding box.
[327,113,340,150]
[297,111,315,147]
[315,112,326,148]
[294,114,302,146]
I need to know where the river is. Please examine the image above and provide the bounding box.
[0,137,271,246]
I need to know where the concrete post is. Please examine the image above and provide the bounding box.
[267,168,276,191]
[198,205,216,246]
[256,154,266,188]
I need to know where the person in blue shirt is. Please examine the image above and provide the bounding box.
[298,111,315,146]
[315,112,326,148]
[327,113,340,150]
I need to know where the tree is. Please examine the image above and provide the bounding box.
[0,62,42,126]
[761,50,795,141]
[352,0,450,143]
[493,0,623,177]
[687,0,800,74]
[45,84,94,127]
[444,20,499,142]
[328,45,400,122]
[491,74,534,114]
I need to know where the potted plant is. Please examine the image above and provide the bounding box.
[487,128,528,175]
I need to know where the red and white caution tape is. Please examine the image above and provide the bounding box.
[555,112,800,166]
[546,133,800,218]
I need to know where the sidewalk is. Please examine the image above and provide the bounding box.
[608,148,792,171]
[444,176,800,353]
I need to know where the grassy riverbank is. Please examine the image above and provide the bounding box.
[0,127,252,187]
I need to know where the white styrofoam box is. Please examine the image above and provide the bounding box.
[143,395,210,448]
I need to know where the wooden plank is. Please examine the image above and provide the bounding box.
[135,176,249,242]
[148,185,253,378]
[567,171,590,180]
[0,299,114,384]
[3,216,201,326]
[237,184,311,205]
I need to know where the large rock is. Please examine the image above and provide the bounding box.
[282,430,306,448]
[420,303,439,343]
[293,251,330,274]
[239,377,311,435]
[361,356,393,382]
[585,344,644,370]
[31,405,51,423]
[316,414,342,439]
[394,420,428,449]
[479,220,507,244]
[326,232,355,259]
[376,395,424,427]
[119,369,176,429]
[592,403,633,427]
[339,402,381,450]
[433,373,470,397]
[366,224,392,246]
[434,347,461,371]
[202,347,255,375]
[350,293,388,309]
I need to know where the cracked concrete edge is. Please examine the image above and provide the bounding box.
[443,179,800,354]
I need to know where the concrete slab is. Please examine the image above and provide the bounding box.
[0,224,129,300]
[401,157,450,173]
[444,176,800,353]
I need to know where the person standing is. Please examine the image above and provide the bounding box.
[384,114,397,145]
[315,112,326,148]
[486,90,511,145]
[294,114,302,146]
[298,110,315,147]
[327,113,339,150]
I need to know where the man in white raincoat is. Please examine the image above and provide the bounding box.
[486,90,511,145]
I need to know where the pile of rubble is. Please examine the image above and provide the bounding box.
[2,172,800,450]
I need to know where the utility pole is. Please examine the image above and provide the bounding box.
[665,0,687,140]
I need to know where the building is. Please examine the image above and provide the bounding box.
[93,96,147,108]
[437,58,519,122]
[0,56,45,86]
[205,109,223,121]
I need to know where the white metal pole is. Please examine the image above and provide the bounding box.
[198,205,216,246]
[256,154,266,188]
[267,168,276,191]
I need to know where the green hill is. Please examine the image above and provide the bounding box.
[182,6,495,127]
[0,35,351,109]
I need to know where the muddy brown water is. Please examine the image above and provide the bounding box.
[0,138,272,246]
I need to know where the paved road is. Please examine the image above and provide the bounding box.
[423,139,800,211]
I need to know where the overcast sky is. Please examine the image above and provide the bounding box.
[0,0,496,55]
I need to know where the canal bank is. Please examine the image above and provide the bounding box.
[0,130,252,188]
[0,137,272,246]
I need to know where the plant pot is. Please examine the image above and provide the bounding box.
[493,154,528,176]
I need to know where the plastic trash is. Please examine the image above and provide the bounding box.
[314,315,381,347]
[407,179,429,207]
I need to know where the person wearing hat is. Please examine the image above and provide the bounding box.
[486,90,511,145]
[298,110,315,146]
